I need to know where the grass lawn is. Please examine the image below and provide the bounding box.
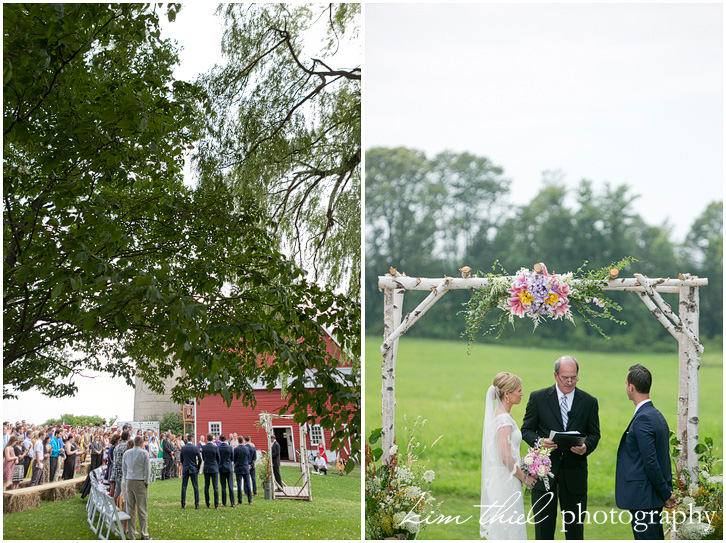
[3,465,361,540]
[365,336,723,539]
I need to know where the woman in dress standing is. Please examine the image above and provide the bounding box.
[175,434,183,478]
[11,437,28,489]
[62,435,78,480]
[3,436,19,490]
[40,435,52,485]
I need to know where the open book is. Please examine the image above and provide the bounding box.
[549,430,586,448]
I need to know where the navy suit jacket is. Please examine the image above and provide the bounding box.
[247,443,257,464]
[233,444,251,475]
[521,385,601,494]
[615,401,672,510]
[201,442,221,474]
[218,442,234,473]
[181,443,202,475]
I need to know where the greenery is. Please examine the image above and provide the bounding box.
[42,414,106,427]
[195,3,361,298]
[3,4,359,462]
[256,451,272,483]
[365,418,440,539]
[666,435,723,539]
[159,412,183,436]
[3,465,360,540]
[365,147,723,352]
[365,336,723,539]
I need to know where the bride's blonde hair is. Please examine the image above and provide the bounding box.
[492,372,522,400]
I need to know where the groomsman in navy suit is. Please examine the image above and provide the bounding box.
[201,433,221,509]
[616,364,676,539]
[218,435,236,507]
[245,436,257,495]
[180,434,202,509]
[233,436,252,504]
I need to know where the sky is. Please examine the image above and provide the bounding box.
[365,3,723,242]
[3,4,226,425]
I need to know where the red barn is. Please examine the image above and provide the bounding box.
[194,330,354,463]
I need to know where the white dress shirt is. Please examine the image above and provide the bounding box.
[122,445,151,484]
[633,398,652,416]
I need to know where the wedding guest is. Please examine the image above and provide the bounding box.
[11,436,28,489]
[113,431,130,509]
[90,433,104,471]
[22,431,33,476]
[30,431,45,486]
[49,428,64,482]
[122,436,152,540]
[149,436,159,459]
[62,435,78,480]
[107,434,120,491]
[3,436,19,490]
[40,435,52,485]
[245,436,258,496]
[175,434,184,478]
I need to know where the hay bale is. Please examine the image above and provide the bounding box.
[3,492,40,514]
[39,484,78,501]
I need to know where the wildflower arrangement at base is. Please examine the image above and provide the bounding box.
[522,438,554,491]
[665,434,723,540]
[365,416,442,540]
[255,451,272,483]
[462,257,636,350]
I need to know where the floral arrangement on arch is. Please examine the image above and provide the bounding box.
[462,257,636,349]
[365,416,441,540]
[665,434,723,540]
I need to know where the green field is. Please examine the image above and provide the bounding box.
[3,466,361,540]
[364,337,723,540]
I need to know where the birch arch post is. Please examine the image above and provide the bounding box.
[377,264,707,482]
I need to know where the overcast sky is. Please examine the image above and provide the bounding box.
[365,3,723,241]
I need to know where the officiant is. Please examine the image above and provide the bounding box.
[521,355,601,540]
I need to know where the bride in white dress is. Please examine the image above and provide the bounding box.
[480,372,536,540]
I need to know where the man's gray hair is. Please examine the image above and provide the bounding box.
[134,435,144,447]
[554,355,579,374]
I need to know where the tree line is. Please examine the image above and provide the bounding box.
[365,147,722,352]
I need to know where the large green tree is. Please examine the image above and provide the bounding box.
[3,3,359,460]
[194,3,361,298]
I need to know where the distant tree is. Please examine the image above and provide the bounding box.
[683,201,723,340]
[43,414,104,427]
[195,3,361,298]
[159,411,183,436]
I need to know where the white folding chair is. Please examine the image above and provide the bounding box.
[99,491,130,540]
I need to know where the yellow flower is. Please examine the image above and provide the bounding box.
[545,293,559,306]
[519,291,534,306]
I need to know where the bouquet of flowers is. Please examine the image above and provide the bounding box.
[522,439,554,491]
[365,416,441,540]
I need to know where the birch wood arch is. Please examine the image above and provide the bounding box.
[259,412,313,501]
[377,265,707,481]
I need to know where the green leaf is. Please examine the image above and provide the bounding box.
[367,427,382,444]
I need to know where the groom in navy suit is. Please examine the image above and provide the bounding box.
[616,364,676,539]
